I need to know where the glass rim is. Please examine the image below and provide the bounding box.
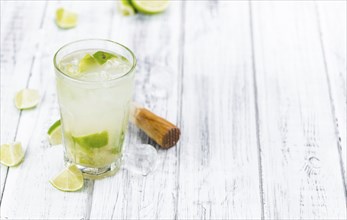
[53,39,137,84]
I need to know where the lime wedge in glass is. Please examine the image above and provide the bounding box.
[48,120,62,146]
[118,0,136,16]
[49,164,84,192]
[0,142,24,167]
[93,51,118,65]
[73,131,108,149]
[78,54,98,73]
[14,89,40,110]
[56,8,78,29]
[130,0,169,14]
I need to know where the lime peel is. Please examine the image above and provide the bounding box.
[118,0,136,16]
[72,131,109,149]
[0,142,25,167]
[78,54,98,73]
[14,89,40,110]
[130,0,169,14]
[93,51,118,65]
[49,164,84,192]
[78,51,118,73]
[56,8,78,29]
[48,120,62,146]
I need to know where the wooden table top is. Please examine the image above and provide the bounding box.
[1,1,346,219]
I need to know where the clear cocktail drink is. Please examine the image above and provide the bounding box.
[54,39,136,178]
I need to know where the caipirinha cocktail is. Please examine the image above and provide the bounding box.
[54,40,136,178]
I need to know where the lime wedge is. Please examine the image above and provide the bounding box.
[49,164,83,192]
[118,0,136,16]
[14,89,40,110]
[73,131,108,149]
[0,142,24,167]
[79,54,98,73]
[48,120,62,146]
[93,51,118,65]
[130,0,169,14]
[56,8,78,29]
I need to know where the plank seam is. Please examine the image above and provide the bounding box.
[86,2,118,219]
[85,180,95,220]
[248,1,265,219]
[108,6,115,39]
[39,0,48,29]
[174,1,186,219]
[0,0,48,206]
[0,55,36,206]
[314,2,347,202]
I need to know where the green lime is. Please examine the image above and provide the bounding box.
[93,51,118,65]
[78,54,98,73]
[118,0,136,16]
[0,142,24,167]
[56,8,78,29]
[130,0,169,14]
[49,164,83,192]
[111,147,121,155]
[14,89,40,110]
[73,131,109,149]
[48,120,62,146]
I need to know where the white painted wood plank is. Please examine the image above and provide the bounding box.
[89,2,182,219]
[0,0,47,200]
[251,2,346,219]
[316,1,347,188]
[177,2,261,219]
[0,1,115,219]
[1,1,345,219]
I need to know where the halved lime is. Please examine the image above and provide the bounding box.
[78,54,98,73]
[130,0,169,14]
[93,51,118,65]
[56,8,78,29]
[48,120,62,146]
[14,89,40,110]
[72,131,108,149]
[0,142,24,167]
[49,164,84,192]
[118,0,136,16]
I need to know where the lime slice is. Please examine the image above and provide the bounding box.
[130,0,169,14]
[56,8,78,29]
[0,142,24,167]
[49,164,83,192]
[72,131,108,149]
[118,0,136,16]
[78,54,98,73]
[14,89,40,110]
[48,120,62,146]
[93,51,118,65]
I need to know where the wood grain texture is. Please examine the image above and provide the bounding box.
[0,1,114,219]
[0,0,47,201]
[316,1,347,190]
[177,2,262,219]
[250,1,346,219]
[89,2,182,219]
[0,1,346,219]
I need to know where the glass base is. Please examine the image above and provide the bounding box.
[64,156,122,180]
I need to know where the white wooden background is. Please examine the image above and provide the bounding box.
[0,1,346,219]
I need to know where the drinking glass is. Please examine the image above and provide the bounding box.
[54,39,136,179]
